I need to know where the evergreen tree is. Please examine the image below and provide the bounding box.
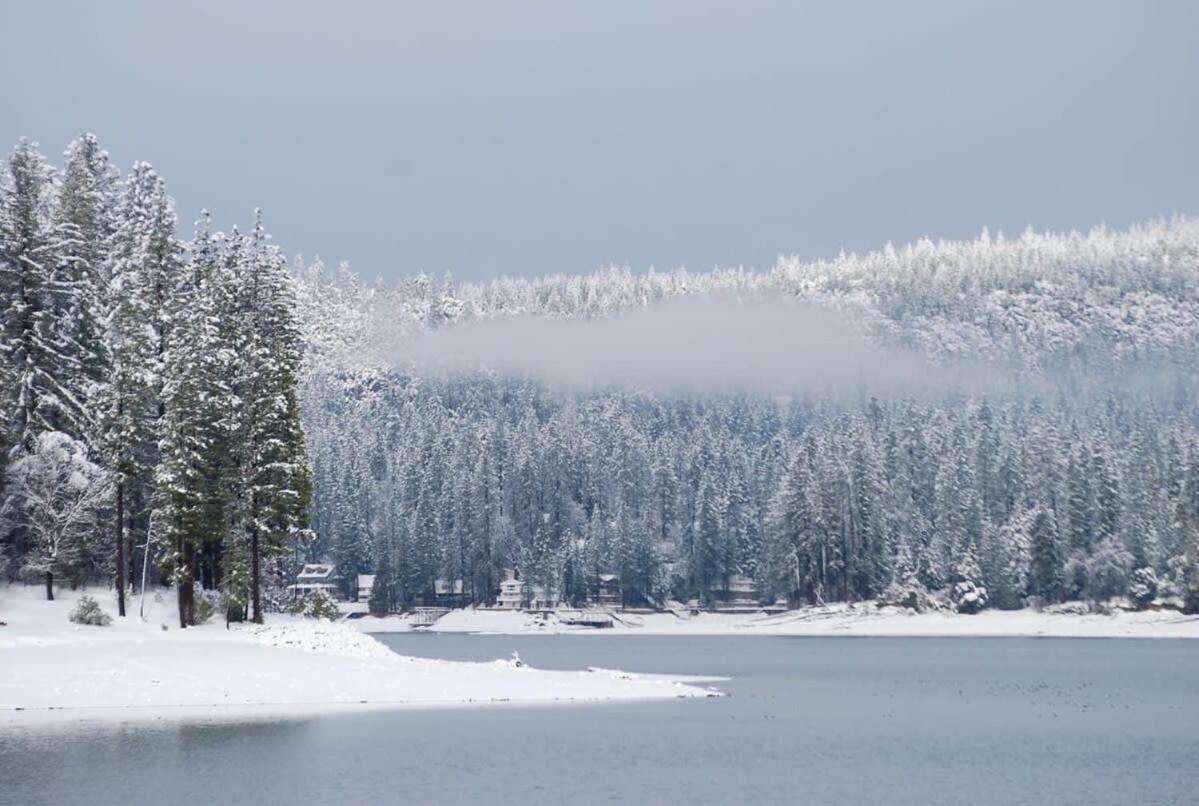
[51,133,117,446]
[1028,506,1063,602]
[98,161,179,617]
[234,213,312,623]
[1,140,82,453]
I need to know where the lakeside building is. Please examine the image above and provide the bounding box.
[435,578,466,608]
[710,574,760,612]
[290,564,342,600]
[496,573,524,610]
[356,574,375,603]
[597,574,622,607]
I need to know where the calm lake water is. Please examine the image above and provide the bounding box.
[2,635,1197,805]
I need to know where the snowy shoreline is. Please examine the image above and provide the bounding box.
[350,603,1199,639]
[0,586,721,730]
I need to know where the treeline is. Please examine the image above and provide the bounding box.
[295,220,1199,613]
[302,370,1199,612]
[0,136,311,625]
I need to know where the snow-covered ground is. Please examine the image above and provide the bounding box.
[0,585,721,729]
[351,603,1199,638]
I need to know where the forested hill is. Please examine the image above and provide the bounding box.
[6,133,1196,624]
[297,218,1199,375]
[295,221,1199,614]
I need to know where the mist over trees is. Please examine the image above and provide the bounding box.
[297,219,1199,612]
[0,136,311,625]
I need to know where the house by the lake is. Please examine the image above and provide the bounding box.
[710,574,760,612]
[496,572,524,609]
[435,578,466,608]
[356,574,375,602]
[290,563,342,600]
[597,574,622,607]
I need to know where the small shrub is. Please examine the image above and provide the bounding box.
[289,590,341,620]
[261,585,293,615]
[1024,595,1047,612]
[222,592,247,624]
[193,589,219,625]
[879,572,932,613]
[951,580,988,614]
[69,595,112,626]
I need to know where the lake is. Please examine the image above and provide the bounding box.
[2,635,1197,805]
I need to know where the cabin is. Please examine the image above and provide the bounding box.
[434,578,466,608]
[356,574,375,603]
[596,574,622,607]
[710,574,760,612]
[290,563,342,600]
[496,574,525,610]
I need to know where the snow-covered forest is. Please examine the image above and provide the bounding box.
[297,219,1199,614]
[4,133,1199,623]
[0,137,311,626]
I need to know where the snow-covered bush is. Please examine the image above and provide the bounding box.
[1127,567,1158,610]
[1061,554,1090,602]
[1086,539,1132,601]
[879,572,932,612]
[1025,595,1047,612]
[69,595,112,626]
[1159,555,1190,601]
[223,597,247,624]
[193,589,219,624]
[262,585,294,615]
[951,580,988,614]
[289,590,341,620]
[877,543,933,612]
[947,550,989,614]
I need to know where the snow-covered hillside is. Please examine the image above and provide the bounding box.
[295,220,1199,620]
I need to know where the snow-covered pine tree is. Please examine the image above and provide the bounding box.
[98,161,179,616]
[0,140,85,454]
[234,212,312,623]
[51,134,118,449]
[1028,505,1063,603]
[155,212,237,626]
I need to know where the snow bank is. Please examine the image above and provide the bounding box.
[0,586,720,729]
[350,603,1199,639]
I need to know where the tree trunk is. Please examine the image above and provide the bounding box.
[184,541,196,626]
[115,480,126,617]
[175,528,199,628]
[250,522,262,624]
[177,557,187,629]
[45,571,54,601]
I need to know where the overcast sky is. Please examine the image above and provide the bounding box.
[4,1,1198,282]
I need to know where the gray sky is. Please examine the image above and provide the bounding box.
[4,1,1198,282]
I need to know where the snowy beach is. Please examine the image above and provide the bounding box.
[351,603,1199,639]
[0,586,720,729]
